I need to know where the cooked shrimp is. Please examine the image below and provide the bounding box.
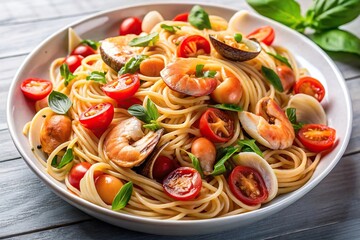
[211,67,243,104]
[104,117,163,168]
[239,97,295,149]
[40,115,72,154]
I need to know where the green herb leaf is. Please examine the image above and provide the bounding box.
[51,155,58,167]
[210,104,242,112]
[128,104,151,123]
[211,146,239,176]
[112,181,133,210]
[238,139,263,157]
[261,66,284,92]
[143,120,161,131]
[309,29,360,56]
[203,70,217,78]
[60,63,77,87]
[266,52,292,69]
[308,0,360,30]
[234,33,243,43]
[160,24,181,33]
[57,148,74,169]
[195,64,205,77]
[81,39,100,50]
[128,99,161,130]
[286,108,304,131]
[188,5,212,30]
[48,90,72,114]
[183,150,204,178]
[119,55,148,75]
[128,32,159,47]
[146,98,159,121]
[86,71,107,84]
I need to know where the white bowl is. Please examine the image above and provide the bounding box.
[7,2,352,236]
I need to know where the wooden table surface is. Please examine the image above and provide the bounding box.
[1,0,359,239]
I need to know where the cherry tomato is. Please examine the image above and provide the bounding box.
[177,35,211,58]
[163,167,202,201]
[64,55,84,73]
[68,162,102,190]
[191,137,216,174]
[228,166,268,206]
[101,73,140,101]
[117,97,142,109]
[20,78,53,101]
[276,65,295,92]
[173,12,189,22]
[152,156,179,182]
[95,174,123,205]
[199,108,234,143]
[247,26,275,46]
[71,45,96,58]
[294,76,325,102]
[119,17,142,35]
[79,102,114,137]
[298,124,336,152]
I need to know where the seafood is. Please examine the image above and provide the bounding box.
[240,97,295,149]
[142,11,164,33]
[104,117,164,168]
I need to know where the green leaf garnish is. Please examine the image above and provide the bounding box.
[128,99,161,130]
[60,63,77,87]
[286,108,304,131]
[112,181,133,210]
[211,146,239,176]
[81,39,100,50]
[266,52,292,69]
[48,90,72,114]
[261,66,284,92]
[51,155,58,167]
[128,32,159,47]
[195,64,217,78]
[57,148,74,169]
[188,5,212,30]
[210,104,242,112]
[160,24,181,33]
[203,70,217,78]
[238,139,263,157]
[183,150,204,178]
[119,55,148,75]
[86,71,107,84]
[234,33,243,43]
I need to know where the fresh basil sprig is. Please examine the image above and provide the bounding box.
[266,52,292,69]
[128,32,159,47]
[56,148,74,169]
[86,71,107,84]
[119,55,148,75]
[238,139,263,157]
[128,98,161,131]
[286,108,304,131]
[261,66,284,92]
[112,181,133,210]
[188,5,212,30]
[51,155,58,167]
[211,146,239,176]
[210,104,242,112]
[48,91,72,114]
[60,63,77,87]
[81,39,100,50]
[195,64,217,78]
[160,24,181,33]
[183,150,205,178]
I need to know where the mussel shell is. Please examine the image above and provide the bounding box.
[209,35,261,61]
[139,141,170,179]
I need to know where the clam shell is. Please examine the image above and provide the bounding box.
[68,28,82,55]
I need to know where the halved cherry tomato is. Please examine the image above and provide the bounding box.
[68,162,102,190]
[64,55,84,73]
[177,35,211,58]
[247,26,275,46]
[101,73,140,101]
[276,65,295,92]
[71,45,96,58]
[152,156,179,182]
[117,97,142,109]
[20,78,53,101]
[298,124,336,152]
[79,102,114,137]
[228,166,268,206]
[199,108,234,143]
[163,167,202,201]
[95,174,123,205]
[119,17,142,36]
[294,76,325,102]
[173,12,189,22]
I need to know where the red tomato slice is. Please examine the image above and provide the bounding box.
[64,55,84,73]
[199,108,234,143]
[173,12,189,22]
[71,45,96,58]
[101,73,140,101]
[79,102,114,137]
[247,26,275,46]
[152,156,179,183]
[163,167,202,201]
[68,162,102,190]
[177,35,211,58]
[20,78,53,101]
[298,124,336,152]
[119,17,142,35]
[117,97,142,109]
[294,76,325,102]
[228,166,268,206]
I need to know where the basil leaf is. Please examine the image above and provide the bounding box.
[188,5,212,30]
[183,150,204,178]
[160,24,180,33]
[51,155,58,167]
[238,139,263,157]
[60,63,77,87]
[146,98,159,121]
[81,39,100,50]
[309,0,360,30]
[266,52,292,69]
[128,99,161,130]
[203,70,217,78]
[195,64,205,77]
[309,29,360,56]
[119,55,148,75]
[211,146,239,176]
[112,181,133,210]
[286,108,304,131]
[261,66,284,92]
[128,104,151,123]
[86,71,107,84]
[48,91,72,114]
[246,0,305,30]
[143,121,161,131]
[211,104,242,112]
[234,33,243,43]
[57,148,73,169]
[128,32,159,47]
